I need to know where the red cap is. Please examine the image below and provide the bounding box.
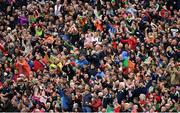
[70,62,76,66]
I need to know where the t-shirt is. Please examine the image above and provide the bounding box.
[170,27,179,37]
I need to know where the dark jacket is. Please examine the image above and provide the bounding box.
[132,87,148,98]
[117,90,128,104]
[102,94,113,108]
[82,92,92,107]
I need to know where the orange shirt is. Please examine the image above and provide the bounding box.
[94,20,103,31]
[16,59,31,78]
[79,17,87,26]
[44,35,54,44]
[128,60,135,72]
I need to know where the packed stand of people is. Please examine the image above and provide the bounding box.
[0,0,180,112]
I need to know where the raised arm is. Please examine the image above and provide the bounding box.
[120,38,129,43]
[145,27,148,39]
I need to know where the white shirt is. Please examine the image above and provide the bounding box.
[54,4,62,16]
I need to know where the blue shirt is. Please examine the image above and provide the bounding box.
[57,87,71,110]
[95,71,105,78]
[76,59,89,68]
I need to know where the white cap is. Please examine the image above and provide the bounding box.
[7,27,11,31]
[4,72,8,76]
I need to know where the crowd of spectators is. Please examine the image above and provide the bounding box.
[0,0,180,112]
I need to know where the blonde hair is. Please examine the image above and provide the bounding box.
[139,94,146,101]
